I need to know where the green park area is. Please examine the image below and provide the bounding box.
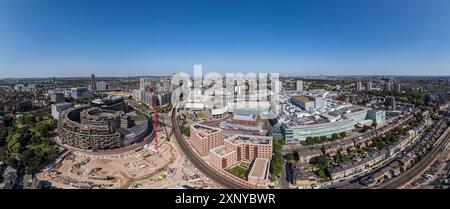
[227,165,248,179]
[196,112,208,120]
[0,113,59,175]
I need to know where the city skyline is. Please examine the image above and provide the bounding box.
[3,73,450,80]
[1,0,450,78]
[3,0,450,200]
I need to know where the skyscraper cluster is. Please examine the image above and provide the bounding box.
[133,77,172,107]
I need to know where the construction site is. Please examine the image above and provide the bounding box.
[36,128,223,189]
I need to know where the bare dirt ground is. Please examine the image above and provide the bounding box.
[36,129,223,189]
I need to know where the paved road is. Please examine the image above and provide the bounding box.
[278,163,291,189]
[377,127,450,189]
[171,104,251,189]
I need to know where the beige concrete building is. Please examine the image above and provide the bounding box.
[224,134,273,161]
[247,158,270,184]
[208,134,273,171]
[297,148,323,163]
[209,145,237,169]
[58,106,149,151]
[190,124,224,156]
[232,113,260,126]
[207,134,274,185]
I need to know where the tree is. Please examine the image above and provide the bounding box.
[310,155,329,170]
[271,175,278,182]
[310,155,331,179]
[271,154,283,177]
[20,143,58,174]
[361,125,370,133]
[16,100,33,112]
[313,136,320,143]
[371,137,385,150]
[332,133,340,140]
[339,132,347,138]
[270,140,284,181]
[0,114,59,175]
[3,114,14,127]
[7,133,24,153]
[0,165,5,182]
[305,137,314,145]
[0,131,7,147]
[293,151,299,161]
[336,94,348,102]
[179,125,190,136]
[286,153,294,162]
[317,169,327,178]
[372,121,378,128]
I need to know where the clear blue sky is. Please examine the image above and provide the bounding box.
[1,0,450,78]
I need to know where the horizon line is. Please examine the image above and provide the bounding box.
[2,74,450,80]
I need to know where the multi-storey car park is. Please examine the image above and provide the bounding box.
[58,104,150,152]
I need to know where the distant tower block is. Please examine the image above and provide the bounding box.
[90,74,97,91]
[384,82,392,92]
[366,82,372,91]
[395,83,401,92]
[296,80,303,92]
[356,81,362,92]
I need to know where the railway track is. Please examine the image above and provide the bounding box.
[171,104,251,189]
[378,126,450,189]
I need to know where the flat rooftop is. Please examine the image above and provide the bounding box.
[297,147,323,157]
[52,102,72,107]
[192,124,221,134]
[98,112,116,117]
[248,158,269,179]
[295,96,311,103]
[226,134,272,145]
[210,145,235,157]
[233,113,257,121]
[281,105,370,128]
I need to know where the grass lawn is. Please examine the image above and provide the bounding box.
[135,111,147,116]
[197,112,208,120]
[227,165,248,179]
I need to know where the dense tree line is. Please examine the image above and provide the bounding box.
[179,125,190,137]
[15,100,33,113]
[0,164,5,182]
[310,155,330,179]
[368,90,425,105]
[0,114,59,175]
[305,132,347,145]
[270,139,284,182]
[156,103,173,113]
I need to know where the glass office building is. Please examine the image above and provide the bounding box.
[280,109,369,143]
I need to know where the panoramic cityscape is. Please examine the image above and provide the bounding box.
[1,1,450,203]
[1,72,450,190]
